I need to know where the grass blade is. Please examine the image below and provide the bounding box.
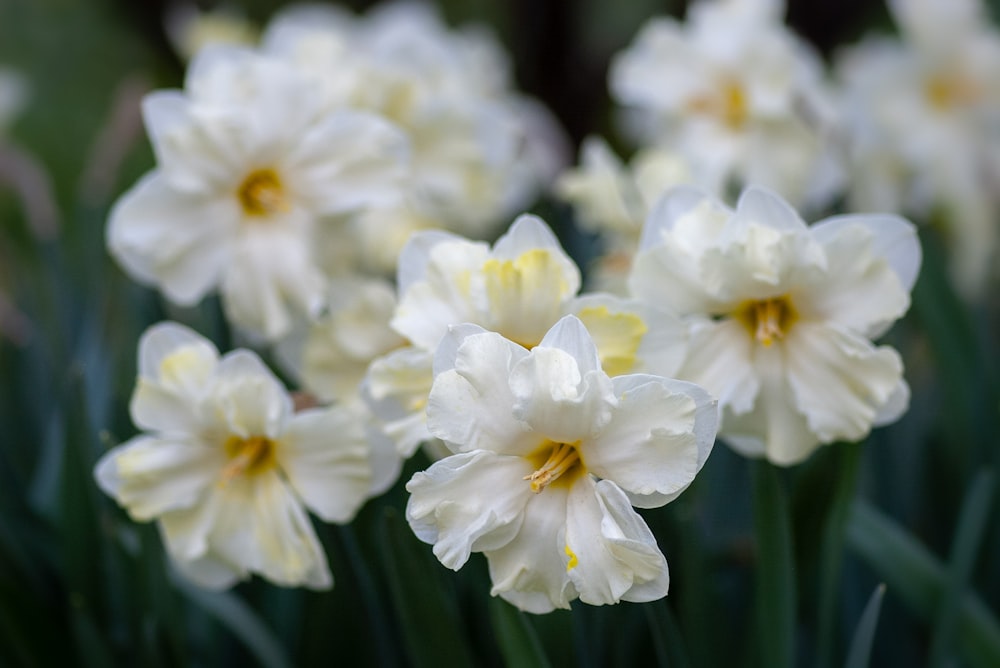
[752,461,796,668]
[844,584,885,668]
[489,597,552,668]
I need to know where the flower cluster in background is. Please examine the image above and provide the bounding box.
[4,0,1000,664]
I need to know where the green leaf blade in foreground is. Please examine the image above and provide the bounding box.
[380,508,477,668]
[489,596,552,668]
[844,584,885,668]
[846,499,1000,668]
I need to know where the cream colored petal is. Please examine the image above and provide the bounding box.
[280,406,373,523]
[565,478,669,606]
[204,350,292,439]
[785,323,904,445]
[406,450,533,570]
[584,375,716,505]
[94,435,222,521]
[484,484,575,614]
[678,318,759,414]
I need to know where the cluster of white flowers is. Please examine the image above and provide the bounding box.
[97,0,927,612]
[834,0,1000,296]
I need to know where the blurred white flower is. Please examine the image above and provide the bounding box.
[165,4,258,61]
[555,136,693,291]
[262,2,567,273]
[406,315,717,613]
[629,186,920,465]
[366,214,687,456]
[835,0,1000,297]
[609,0,842,209]
[95,323,385,589]
[107,47,408,340]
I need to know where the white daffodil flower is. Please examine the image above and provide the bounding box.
[609,0,842,209]
[555,136,693,292]
[629,186,921,465]
[406,315,718,613]
[95,322,382,590]
[107,47,408,340]
[365,214,687,456]
[834,0,1000,297]
[262,2,567,272]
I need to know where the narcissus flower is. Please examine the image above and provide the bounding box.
[406,315,717,613]
[95,322,382,589]
[629,186,921,465]
[609,0,842,208]
[365,214,687,456]
[107,47,407,340]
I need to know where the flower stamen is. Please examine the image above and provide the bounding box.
[734,296,797,347]
[221,435,276,483]
[238,169,288,217]
[524,442,581,493]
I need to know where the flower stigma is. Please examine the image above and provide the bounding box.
[524,441,582,493]
[221,435,277,483]
[238,168,288,217]
[734,296,797,346]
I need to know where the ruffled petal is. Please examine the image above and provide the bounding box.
[785,322,904,445]
[204,351,293,439]
[677,318,759,414]
[583,375,716,505]
[564,478,669,606]
[483,484,575,613]
[95,435,222,521]
[280,405,373,523]
[426,331,537,456]
[406,450,533,570]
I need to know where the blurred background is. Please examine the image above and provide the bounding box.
[1,0,999,667]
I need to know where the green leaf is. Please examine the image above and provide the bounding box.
[752,461,796,668]
[816,443,863,668]
[643,598,692,668]
[489,596,552,668]
[844,584,885,668]
[171,573,293,668]
[847,500,1000,668]
[379,508,477,668]
[928,470,995,668]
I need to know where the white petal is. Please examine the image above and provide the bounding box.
[247,472,332,589]
[287,110,409,214]
[168,552,241,590]
[584,375,716,505]
[722,344,817,465]
[427,332,537,456]
[280,406,372,523]
[205,350,292,439]
[565,478,669,606]
[874,379,910,427]
[806,215,918,337]
[510,326,616,444]
[637,185,728,253]
[363,347,434,457]
[678,318,759,414]
[95,435,222,521]
[731,186,809,236]
[491,215,581,294]
[395,229,467,296]
[138,322,218,382]
[405,450,533,570]
[107,172,238,305]
[785,323,904,445]
[484,484,575,613]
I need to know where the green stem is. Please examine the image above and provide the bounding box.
[752,461,796,668]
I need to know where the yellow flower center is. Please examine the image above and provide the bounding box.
[733,296,797,347]
[237,168,288,217]
[925,72,980,111]
[524,441,582,493]
[220,435,277,483]
[688,79,749,130]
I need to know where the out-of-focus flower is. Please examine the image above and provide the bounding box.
[263,2,567,273]
[0,67,27,135]
[107,47,408,340]
[555,136,693,292]
[406,315,717,613]
[165,4,258,61]
[609,0,842,209]
[835,0,1000,297]
[365,214,687,456]
[95,323,384,589]
[629,186,921,465]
